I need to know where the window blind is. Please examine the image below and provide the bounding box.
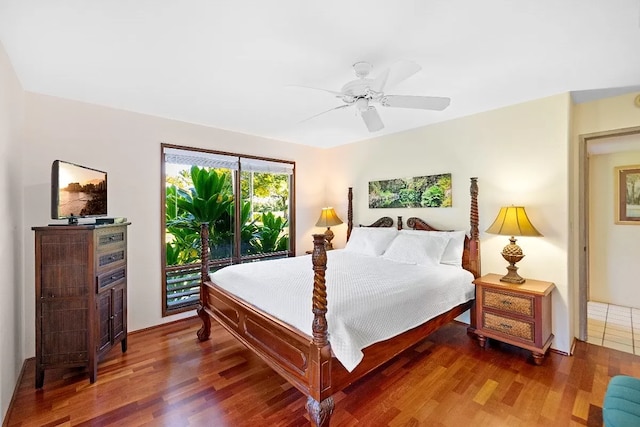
[164,147,239,170]
[240,158,294,175]
[164,148,293,174]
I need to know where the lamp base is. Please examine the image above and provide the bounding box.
[499,238,526,284]
[324,227,334,250]
[500,265,526,284]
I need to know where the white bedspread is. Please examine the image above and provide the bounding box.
[210,250,475,372]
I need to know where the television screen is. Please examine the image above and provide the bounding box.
[51,160,107,221]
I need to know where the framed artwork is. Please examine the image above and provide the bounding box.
[615,165,640,224]
[368,173,452,208]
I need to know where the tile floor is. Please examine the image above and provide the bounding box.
[587,301,640,355]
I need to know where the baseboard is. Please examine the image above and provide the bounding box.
[2,357,34,427]
[547,337,576,357]
[128,314,199,336]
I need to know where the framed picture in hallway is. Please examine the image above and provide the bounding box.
[615,164,640,224]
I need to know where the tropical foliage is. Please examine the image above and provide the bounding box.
[165,165,289,266]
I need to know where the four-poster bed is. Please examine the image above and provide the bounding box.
[196,177,480,426]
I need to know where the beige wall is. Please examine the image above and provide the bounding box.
[327,94,574,353]
[589,150,640,307]
[571,92,640,335]
[0,41,24,421]
[574,93,640,135]
[21,93,327,358]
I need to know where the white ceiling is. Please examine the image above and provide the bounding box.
[1,1,639,148]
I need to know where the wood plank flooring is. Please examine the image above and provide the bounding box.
[5,316,640,426]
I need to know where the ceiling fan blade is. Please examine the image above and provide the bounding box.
[383,60,422,91]
[361,106,384,132]
[370,68,389,93]
[382,95,451,111]
[286,84,344,97]
[299,104,351,123]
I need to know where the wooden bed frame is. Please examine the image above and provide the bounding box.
[196,177,480,426]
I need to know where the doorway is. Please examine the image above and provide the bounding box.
[578,127,640,348]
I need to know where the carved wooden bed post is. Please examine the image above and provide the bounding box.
[306,234,334,426]
[347,187,353,242]
[469,177,480,277]
[197,222,211,342]
[467,177,480,334]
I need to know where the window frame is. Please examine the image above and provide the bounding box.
[161,143,296,317]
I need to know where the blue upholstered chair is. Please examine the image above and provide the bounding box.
[603,375,640,426]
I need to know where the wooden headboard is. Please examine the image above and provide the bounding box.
[346,187,393,241]
[345,177,480,278]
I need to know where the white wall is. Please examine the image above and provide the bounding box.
[21,93,327,358]
[0,41,24,421]
[589,150,640,307]
[327,94,573,354]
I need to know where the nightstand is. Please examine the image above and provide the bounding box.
[474,273,554,365]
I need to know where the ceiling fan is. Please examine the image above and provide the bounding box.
[297,60,450,132]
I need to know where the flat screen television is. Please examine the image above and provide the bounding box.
[51,160,107,224]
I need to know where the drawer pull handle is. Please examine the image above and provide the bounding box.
[501,300,512,306]
[108,236,116,241]
[109,256,116,261]
[499,323,512,329]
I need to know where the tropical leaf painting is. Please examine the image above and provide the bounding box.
[368,173,452,208]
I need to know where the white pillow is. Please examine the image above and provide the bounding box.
[400,229,466,267]
[382,233,449,266]
[344,227,398,256]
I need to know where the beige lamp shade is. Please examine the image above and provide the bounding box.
[486,206,542,237]
[315,207,343,250]
[486,206,542,284]
[315,207,343,227]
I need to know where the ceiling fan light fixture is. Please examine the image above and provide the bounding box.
[353,61,372,78]
[355,98,369,112]
[361,106,384,132]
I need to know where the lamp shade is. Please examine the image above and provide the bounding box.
[315,207,343,227]
[486,206,542,237]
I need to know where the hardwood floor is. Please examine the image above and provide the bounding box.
[5,316,639,426]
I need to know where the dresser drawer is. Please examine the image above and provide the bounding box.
[483,288,534,317]
[482,312,534,342]
[95,227,126,251]
[96,267,126,292]
[96,249,126,273]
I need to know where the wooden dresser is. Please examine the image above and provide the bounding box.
[474,273,554,365]
[33,223,130,388]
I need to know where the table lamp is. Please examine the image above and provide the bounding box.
[315,207,343,250]
[486,206,542,284]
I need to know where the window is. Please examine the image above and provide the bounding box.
[161,144,295,316]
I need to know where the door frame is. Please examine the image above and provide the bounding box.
[577,126,640,341]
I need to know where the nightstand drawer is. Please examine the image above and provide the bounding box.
[483,288,534,317]
[482,312,534,342]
